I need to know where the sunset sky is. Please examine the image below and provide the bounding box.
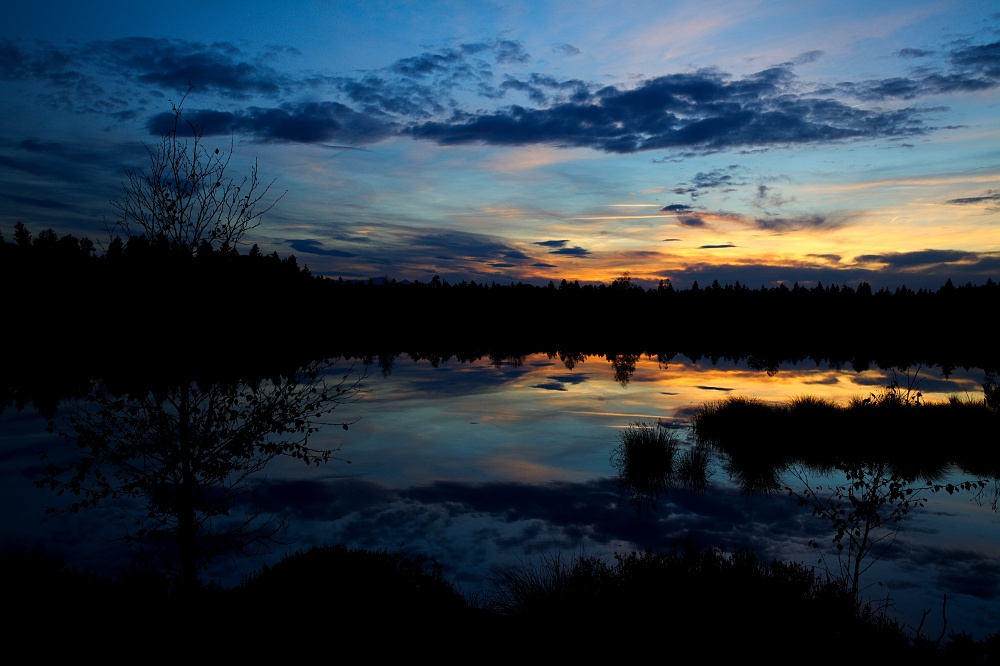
[2,1,998,289]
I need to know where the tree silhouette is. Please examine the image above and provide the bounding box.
[110,87,283,253]
[35,93,365,591]
[40,361,364,587]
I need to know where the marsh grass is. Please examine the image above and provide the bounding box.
[485,546,924,657]
[693,388,999,476]
[610,421,678,511]
[5,545,997,660]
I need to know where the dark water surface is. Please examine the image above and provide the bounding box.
[2,353,997,639]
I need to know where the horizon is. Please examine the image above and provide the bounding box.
[1,1,998,291]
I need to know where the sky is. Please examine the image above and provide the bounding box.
[1,0,998,290]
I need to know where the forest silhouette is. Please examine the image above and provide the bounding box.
[4,221,998,412]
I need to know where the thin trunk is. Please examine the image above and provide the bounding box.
[176,259,199,592]
[177,385,199,591]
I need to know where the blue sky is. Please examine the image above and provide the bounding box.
[1,0,998,289]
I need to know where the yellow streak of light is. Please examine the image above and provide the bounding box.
[569,215,671,220]
[805,172,1000,194]
[479,456,592,482]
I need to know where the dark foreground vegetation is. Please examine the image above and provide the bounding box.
[4,545,996,661]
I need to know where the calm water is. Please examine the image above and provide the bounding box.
[2,353,997,639]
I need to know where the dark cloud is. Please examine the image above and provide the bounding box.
[494,39,530,65]
[660,204,695,214]
[459,43,492,57]
[754,214,840,231]
[700,243,736,249]
[0,38,76,81]
[945,190,1000,205]
[532,374,590,391]
[531,382,568,391]
[2,194,76,210]
[783,50,824,66]
[842,40,1000,100]
[661,251,1000,291]
[391,50,465,77]
[410,65,931,154]
[500,74,592,105]
[147,101,397,145]
[88,37,286,96]
[661,238,682,242]
[0,137,134,188]
[672,167,748,200]
[288,239,359,258]
[535,239,569,248]
[554,43,581,57]
[500,77,548,104]
[854,249,976,268]
[549,246,591,256]
[8,33,994,161]
[897,48,933,59]
[949,40,1000,80]
[678,216,707,228]
[391,230,541,271]
[338,74,448,118]
[754,184,791,210]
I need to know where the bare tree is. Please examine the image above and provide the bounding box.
[110,87,283,253]
[40,361,365,588]
[38,91,366,591]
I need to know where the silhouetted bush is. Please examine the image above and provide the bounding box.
[3,546,994,661]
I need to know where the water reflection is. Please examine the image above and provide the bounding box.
[2,352,997,640]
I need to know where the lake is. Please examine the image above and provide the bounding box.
[1,352,997,640]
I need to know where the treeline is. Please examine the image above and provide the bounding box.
[4,222,999,400]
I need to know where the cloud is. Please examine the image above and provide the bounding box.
[660,204,696,214]
[391,51,465,77]
[661,252,1000,291]
[678,216,707,228]
[1,194,76,210]
[0,137,133,187]
[699,243,736,249]
[753,214,842,232]
[535,239,570,248]
[549,246,591,256]
[753,184,791,210]
[88,37,285,96]
[9,33,995,160]
[553,43,581,57]
[0,38,74,81]
[784,50,824,66]
[410,65,932,154]
[671,167,748,199]
[807,254,842,263]
[288,239,359,258]
[841,40,1000,100]
[147,101,397,145]
[500,74,591,105]
[945,190,1000,206]
[494,39,530,65]
[853,249,977,268]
